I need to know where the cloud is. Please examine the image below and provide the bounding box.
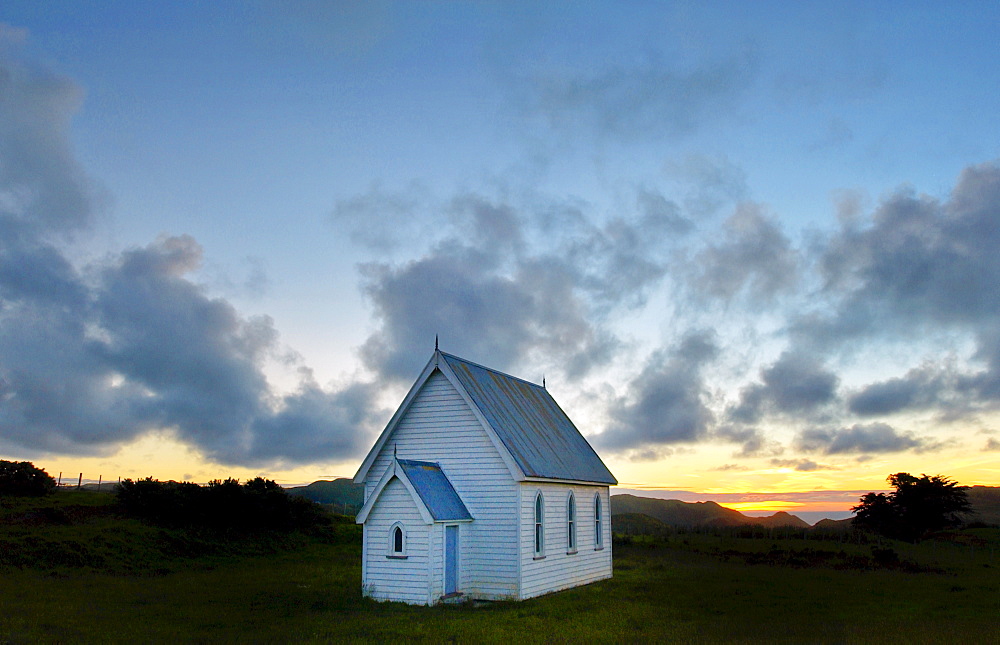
[0,234,383,465]
[329,182,429,251]
[527,53,756,141]
[795,422,927,455]
[985,438,1000,452]
[713,425,783,458]
[690,203,800,303]
[635,188,695,235]
[0,35,95,234]
[761,352,839,413]
[804,162,1000,347]
[625,447,676,463]
[712,463,749,472]
[0,37,382,466]
[780,161,1000,424]
[769,458,832,472]
[358,243,617,381]
[848,364,951,416]
[727,352,839,424]
[596,330,718,452]
[662,153,748,219]
[353,187,681,382]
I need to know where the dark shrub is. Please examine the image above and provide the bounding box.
[0,460,57,496]
[115,476,328,532]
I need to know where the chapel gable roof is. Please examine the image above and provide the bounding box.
[439,352,617,485]
[355,459,472,524]
[354,350,617,486]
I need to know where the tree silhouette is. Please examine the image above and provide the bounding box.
[0,460,57,496]
[853,473,971,541]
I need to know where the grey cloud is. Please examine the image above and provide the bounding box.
[635,189,695,235]
[0,216,87,307]
[761,352,839,413]
[726,384,767,425]
[95,236,272,456]
[713,463,749,472]
[353,186,680,383]
[793,161,1000,413]
[0,41,381,465]
[0,43,94,234]
[662,154,748,219]
[692,203,799,303]
[597,330,718,452]
[985,438,1000,452]
[0,234,382,465]
[810,162,1000,339]
[769,458,829,472]
[848,365,949,416]
[329,183,428,251]
[448,194,525,252]
[626,447,675,463]
[249,381,383,463]
[713,424,783,458]
[727,352,839,425]
[528,54,755,140]
[567,203,678,311]
[358,243,617,382]
[795,422,925,455]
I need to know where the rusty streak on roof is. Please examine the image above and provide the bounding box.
[440,352,617,485]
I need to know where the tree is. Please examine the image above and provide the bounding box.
[853,472,971,541]
[0,460,58,496]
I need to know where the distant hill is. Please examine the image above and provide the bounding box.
[612,512,672,536]
[286,479,363,514]
[966,486,1000,525]
[612,486,1000,533]
[811,518,853,531]
[753,511,811,529]
[611,494,810,529]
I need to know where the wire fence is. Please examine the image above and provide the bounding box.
[53,472,120,492]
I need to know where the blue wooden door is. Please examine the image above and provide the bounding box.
[445,525,458,595]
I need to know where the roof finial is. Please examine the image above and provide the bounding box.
[543,375,546,389]
[435,334,439,351]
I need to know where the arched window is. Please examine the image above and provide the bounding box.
[393,526,404,552]
[388,522,407,557]
[534,492,545,557]
[567,492,577,553]
[594,493,603,548]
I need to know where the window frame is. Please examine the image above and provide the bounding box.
[594,493,604,550]
[566,491,577,554]
[387,521,408,559]
[533,491,545,559]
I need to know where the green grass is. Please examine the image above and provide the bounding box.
[2,492,999,643]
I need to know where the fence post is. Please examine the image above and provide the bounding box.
[77,473,82,490]
[98,475,102,492]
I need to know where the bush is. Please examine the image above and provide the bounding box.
[0,460,57,496]
[853,473,971,541]
[115,476,328,532]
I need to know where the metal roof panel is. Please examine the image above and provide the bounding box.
[440,353,617,485]
[397,459,473,521]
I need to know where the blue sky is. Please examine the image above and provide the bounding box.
[2,2,999,509]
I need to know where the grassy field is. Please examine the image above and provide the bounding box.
[2,492,999,643]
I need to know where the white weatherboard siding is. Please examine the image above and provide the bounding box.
[519,483,612,600]
[365,371,520,600]
[363,478,431,605]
